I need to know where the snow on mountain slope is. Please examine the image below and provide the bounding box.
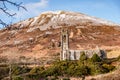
[13,11,120,32]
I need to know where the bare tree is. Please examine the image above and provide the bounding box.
[3,50,21,80]
[0,0,27,27]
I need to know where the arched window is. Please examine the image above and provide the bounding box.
[63,35,66,42]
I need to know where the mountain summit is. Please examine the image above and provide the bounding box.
[13,10,120,31]
[0,11,120,60]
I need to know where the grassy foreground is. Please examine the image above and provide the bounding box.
[0,53,120,80]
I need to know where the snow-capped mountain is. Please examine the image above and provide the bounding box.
[0,10,120,61]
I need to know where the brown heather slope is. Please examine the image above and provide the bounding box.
[0,11,120,62]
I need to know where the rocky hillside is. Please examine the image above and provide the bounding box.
[0,11,120,61]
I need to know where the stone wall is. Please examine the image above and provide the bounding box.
[68,49,106,60]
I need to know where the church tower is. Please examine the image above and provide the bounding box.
[60,28,69,60]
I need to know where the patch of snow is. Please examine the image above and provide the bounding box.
[27,28,35,32]
[45,31,53,35]
[41,10,64,15]
[60,14,66,19]
[27,27,40,32]
[51,39,55,42]
[29,38,34,40]
[14,40,22,45]
[10,30,18,34]
[19,24,24,28]
[30,17,39,26]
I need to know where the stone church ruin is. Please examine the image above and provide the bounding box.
[60,28,106,60]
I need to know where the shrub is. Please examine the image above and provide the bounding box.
[74,65,90,76]
[63,78,70,80]
[117,55,120,61]
[13,76,24,80]
[29,66,44,74]
[67,63,76,76]
[91,53,101,62]
[44,66,60,76]
[11,65,31,76]
[102,64,115,72]
[79,52,87,62]
[88,61,113,75]
[0,67,9,79]
[12,65,23,75]
[26,74,41,80]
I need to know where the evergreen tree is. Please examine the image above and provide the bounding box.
[91,53,101,62]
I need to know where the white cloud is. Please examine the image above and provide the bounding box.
[25,0,49,9]
[13,0,49,21]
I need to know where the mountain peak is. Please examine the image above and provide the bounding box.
[40,10,66,15]
[13,10,119,32]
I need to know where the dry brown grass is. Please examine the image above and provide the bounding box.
[107,49,120,58]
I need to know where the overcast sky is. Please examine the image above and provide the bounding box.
[0,0,120,27]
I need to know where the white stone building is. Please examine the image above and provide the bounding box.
[60,29,106,60]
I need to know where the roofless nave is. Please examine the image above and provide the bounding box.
[60,28,106,60]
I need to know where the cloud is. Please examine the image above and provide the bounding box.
[25,0,49,9]
[13,0,49,21]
